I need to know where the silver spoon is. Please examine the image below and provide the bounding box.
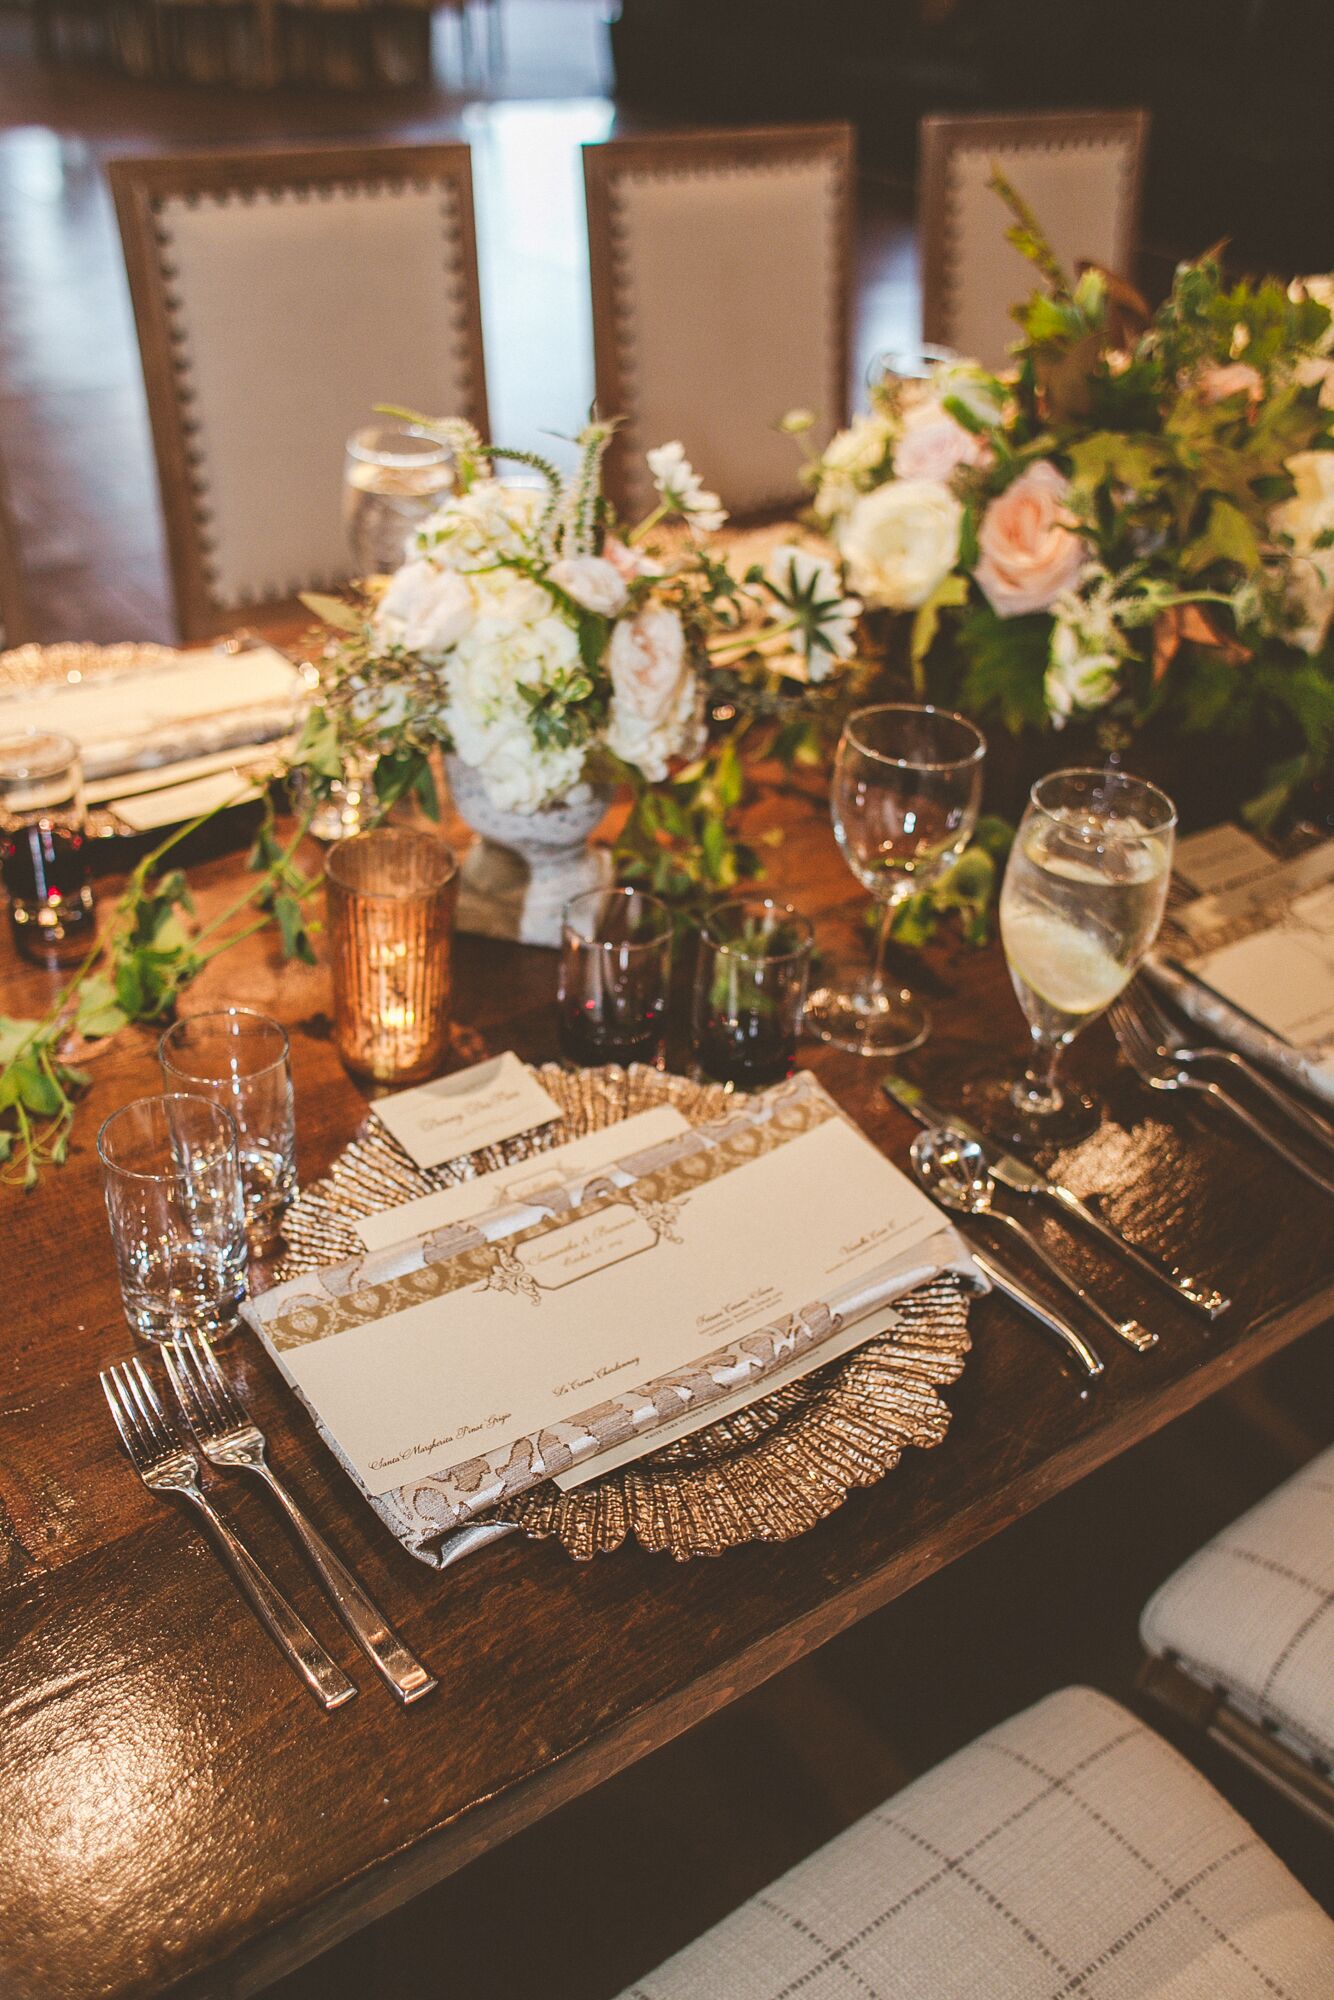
[911,1127,1157,1356]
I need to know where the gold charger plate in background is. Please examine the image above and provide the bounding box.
[277,1065,971,1561]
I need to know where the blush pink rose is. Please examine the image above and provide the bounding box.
[892,399,993,484]
[974,461,1085,618]
[1196,361,1263,406]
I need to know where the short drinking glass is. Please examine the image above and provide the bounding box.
[159,1009,297,1246]
[558,887,673,1068]
[999,767,1176,1147]
[343,423,453,574]
[0,729,95,960]
[98,1094,248,1344]
[692,896,814,1090]
[805,704,986,1056]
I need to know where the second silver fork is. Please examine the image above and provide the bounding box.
[165,1330,437,1706]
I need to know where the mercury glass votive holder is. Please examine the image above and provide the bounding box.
[325,829,459,1085]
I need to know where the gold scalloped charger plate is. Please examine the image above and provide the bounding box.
[277,1064,971,1561]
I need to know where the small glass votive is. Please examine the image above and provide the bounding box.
[0,729,95,962]
[691,896,815,1091]
[343,423,453,574]
[98,1094,248,1344]
[557,886,674,1069]
[159,1009,297,1247]
[325,829,459,1085]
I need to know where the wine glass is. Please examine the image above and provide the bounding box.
[998,767,1176,1147]
[343,424,453,575]
[805,704,986,1056]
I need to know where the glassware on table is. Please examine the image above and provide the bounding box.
[805,704,986,1057]
[557,886,673,1069]
[159,1009,297,1247]
[691,896,814,1090]
[343,423,453,575]
[325,829,459,1085]
[998,766,1177,1148]
[98,1094,248,1344]
[866,342,960,390]
[0,729,95,961]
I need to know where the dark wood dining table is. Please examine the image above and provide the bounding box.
[2,767,1331,2000]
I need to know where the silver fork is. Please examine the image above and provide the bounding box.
[1120,978,1334,1156]
[164,1330,437,1706]
[100,1356,356,1711]
[1110,998,1334,1197]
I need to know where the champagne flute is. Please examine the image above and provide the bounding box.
[998,767,1176,1147]
[805,703,986,1056]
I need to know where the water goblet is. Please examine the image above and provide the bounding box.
[805,703,986,1056]
[343,423,453,575]
[998,766,1177,1148]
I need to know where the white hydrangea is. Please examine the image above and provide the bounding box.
[411,479,543,571]
[441,569,587,811]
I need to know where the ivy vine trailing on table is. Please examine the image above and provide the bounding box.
[0,797,319,1189]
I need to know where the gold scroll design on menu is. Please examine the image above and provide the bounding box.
[264,1090,834,1352]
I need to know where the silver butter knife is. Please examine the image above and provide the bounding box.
[883,1076,1230,1321]
[963,1241,1105,1385]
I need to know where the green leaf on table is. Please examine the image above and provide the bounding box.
[0,1055,64,1118]
[291,705,346,782]
[273,892,317,966]
[75,974,130,1041]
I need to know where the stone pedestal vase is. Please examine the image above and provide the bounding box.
[445,755,613,948]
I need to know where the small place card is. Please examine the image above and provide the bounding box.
[373,1051,560,1170]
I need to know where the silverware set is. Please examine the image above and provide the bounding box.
[101,1337,437,1710]
[891,971,1333,1388]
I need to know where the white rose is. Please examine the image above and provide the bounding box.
[606,605,700,780]
[1045,615,1120,727]
[1273,450,1334,652]
[547,555,628,616]
[821,414,895,481]
[836,480,962,611]
[373,559,473,659]
[892,397,993,484]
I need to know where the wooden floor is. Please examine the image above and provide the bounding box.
[0,3,916,647]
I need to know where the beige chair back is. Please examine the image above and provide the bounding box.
[110,143,489,639]
[919,109,1149,371]
[584,124,854,522]
[0,453,28,650]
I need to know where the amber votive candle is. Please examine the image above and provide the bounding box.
[325,829,459,1085]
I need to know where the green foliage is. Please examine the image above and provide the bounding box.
[614,741,760,920]
[952,609,1052,734]
[888,817,1014,949]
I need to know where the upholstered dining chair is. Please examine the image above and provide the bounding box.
[110,143,489,640]
[919,108,1150,372]
[583,124,855,523]
[1140,1442,1334,1833]
[0,451,29,651]
[614,1686,1334,1998]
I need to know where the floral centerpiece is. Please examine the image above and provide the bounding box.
[794,183,1334,828]
[299,418,864,941]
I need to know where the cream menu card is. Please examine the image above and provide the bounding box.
[244,1075,965,1540]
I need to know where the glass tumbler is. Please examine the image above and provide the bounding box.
[159,1009,297,1246]
[325,829,459,1084]
[0,729,95,961]
[343,423,453,574]
[691,897,814,1090]
[557,886,674,1068]
[98,1094,248,1344]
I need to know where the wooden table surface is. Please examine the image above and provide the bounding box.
[2,774,1331,2000]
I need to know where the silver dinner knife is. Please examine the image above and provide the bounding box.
[883,1075,1230,1321]
[964,1240,1105,1385]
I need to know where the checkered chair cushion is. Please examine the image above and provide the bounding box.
[1141,1444,1334,1770]
[616,1687,1334,1999]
